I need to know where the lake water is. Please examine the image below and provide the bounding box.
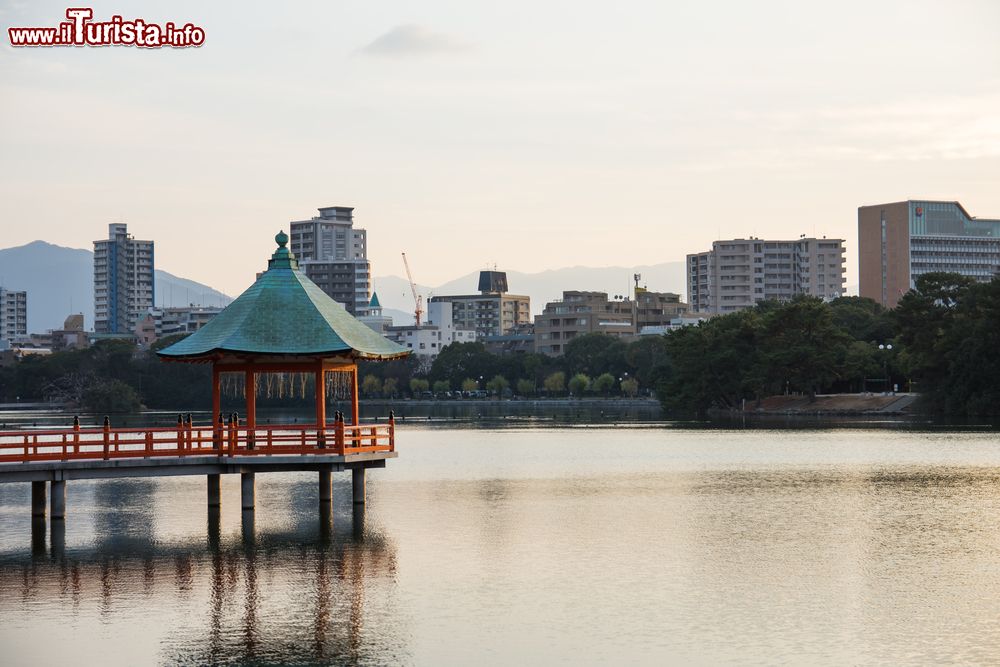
[2,423,1000,665]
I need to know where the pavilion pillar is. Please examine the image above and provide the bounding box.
[315,366,326,429]
[32,481,47,518]
[50,480,66,519]
[351,365,360,426]
[241,473,255,510]
[352,467,366,505]
[207,474,221,507]
[245,370,256,449]
[319,470,332,503]
[212,367,221,450]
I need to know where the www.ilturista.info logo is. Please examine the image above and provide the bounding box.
[8,8,205,48]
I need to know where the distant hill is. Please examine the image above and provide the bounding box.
[0,241,231,333]
[373,261,687,319]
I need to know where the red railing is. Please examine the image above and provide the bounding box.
[0,417,395,464]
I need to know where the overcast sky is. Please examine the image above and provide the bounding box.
[2,0,999,296]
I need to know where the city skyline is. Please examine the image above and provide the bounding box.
[2,1,999,297]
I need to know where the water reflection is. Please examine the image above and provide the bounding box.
[0,483,401,666]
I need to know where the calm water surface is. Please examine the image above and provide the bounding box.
[2,424,1000,665]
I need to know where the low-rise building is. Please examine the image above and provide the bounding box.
[428,270,531,337]
[535,291,635,356]
[384,301,477,366]
[135,305,223,346]
[634,287,689,329]
[21,314,89,351]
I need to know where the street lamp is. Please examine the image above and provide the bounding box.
[878,344,893,394]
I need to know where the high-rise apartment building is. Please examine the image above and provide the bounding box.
[429,271,531,338]
[94,224,155,334]
[687,237,846,314]
[289,206,371,317]
[859,200,1000,308]
[0,289,27,342]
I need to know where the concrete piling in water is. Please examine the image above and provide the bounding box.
[50,480,66,520]
[352,467,365,505]
[319,470,332,503]
[241,473,255,510]
[207,474,221,507]
[32,481,47,517]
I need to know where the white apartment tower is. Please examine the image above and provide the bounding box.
[289,206,371,317]
[0,289,27,342]
[687,237,846,314]
[94,223,155,334]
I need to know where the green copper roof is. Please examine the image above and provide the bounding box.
[157,232,410,361]
[369,292,381,309]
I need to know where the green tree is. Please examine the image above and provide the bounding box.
[516,378,535,397]
[759,296,851,400]
[430,342,496,389]
[382,377,398,398]
[82,379,142,414]
[568,373,591,396]
[562,333,628,378]
[828,296,895,343]
[624,335,670,389]
[543,371,566,395]
[461,378,479,393]
[409,378,430,395]
[485,374,509,396]
[432,379,451,394]
[658,309,761,414]
[621,377,640,398]
[592,372,616,396]
[361,374,382,397]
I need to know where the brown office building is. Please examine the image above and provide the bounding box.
[859,200,1000,308]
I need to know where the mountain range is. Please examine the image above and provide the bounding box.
[0,240,687,333]
[0,241,231,333]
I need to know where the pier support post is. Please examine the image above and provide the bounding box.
[319,470,332,503]
[241,473,255,510]
[50,480,66,520]
[32,481,47,517]
[207,474,221,507]
[352,467,365,505]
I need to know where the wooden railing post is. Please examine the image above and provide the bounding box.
[69,415,80,460]
[215,413,224,453]
[185,414,193,453]
[228,413,238,457]
[335,412,345,455]
[145,430,153,457]
[389,410,395,452]
[176,414,184,454]
[103,416,111,460]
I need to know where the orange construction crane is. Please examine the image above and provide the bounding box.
[401,252,424,327]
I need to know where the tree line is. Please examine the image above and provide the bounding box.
[1,272,996,416]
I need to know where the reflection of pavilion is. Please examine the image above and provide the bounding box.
[0,232,411,534]
[1,503,401,665]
